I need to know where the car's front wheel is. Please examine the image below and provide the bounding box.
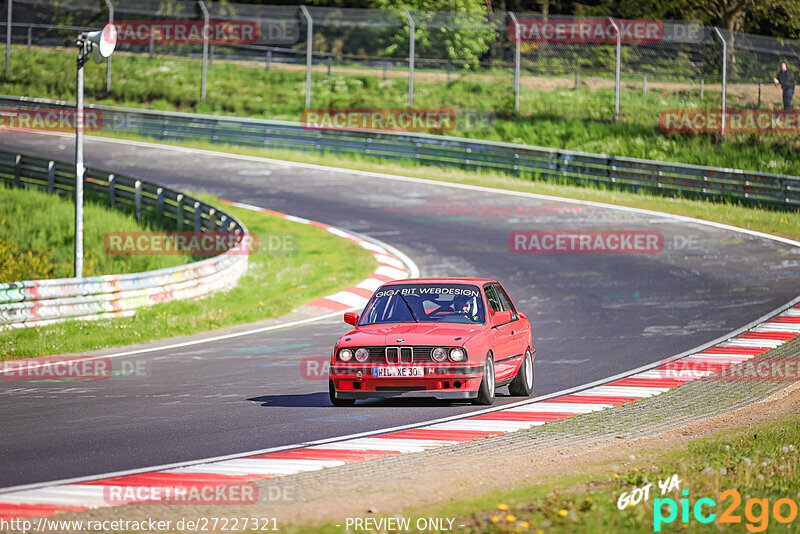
[329,378,355,407]
[508,349,534,396]
[473,355,496,405]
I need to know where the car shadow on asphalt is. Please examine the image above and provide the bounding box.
[248,392,330,407]
[247,392,510,408]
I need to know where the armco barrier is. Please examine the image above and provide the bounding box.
[0,150,248,329]
[1,95,799,208]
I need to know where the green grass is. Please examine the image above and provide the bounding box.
[2,194,377,358]
[88,132,800,242]
[4,46,800,176]
[0,182,191,281]
[281,411,800,533]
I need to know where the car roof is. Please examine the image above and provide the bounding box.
[381,277,498,286]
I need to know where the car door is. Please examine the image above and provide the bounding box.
[492,283,525,381]
[484,284,516,380]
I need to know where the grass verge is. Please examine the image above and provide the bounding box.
[90,132,800,242]
[0,182,192,282]
[282,410,800,533]
[2,194,377,359]
[3,45,800,175]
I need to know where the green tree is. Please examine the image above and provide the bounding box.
[373,0,496,69]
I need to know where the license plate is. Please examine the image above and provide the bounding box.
[372,366,424,378]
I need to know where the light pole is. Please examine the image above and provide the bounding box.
[74,24,116,278]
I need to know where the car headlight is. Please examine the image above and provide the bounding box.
[338,348,353,362]
[449,348,466,362]
[355,348,370,362]
[431,347,448,362]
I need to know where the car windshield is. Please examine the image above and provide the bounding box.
[360,284,485,325]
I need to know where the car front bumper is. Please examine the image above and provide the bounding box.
[330,364,484,400]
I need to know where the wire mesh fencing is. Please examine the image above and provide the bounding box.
[4,1,800,133]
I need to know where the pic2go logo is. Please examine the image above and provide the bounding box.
[654,489,799,532]
[300,356,330,380]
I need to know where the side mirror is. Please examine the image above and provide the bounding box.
[344,312,359,326]
[492,310,513,327]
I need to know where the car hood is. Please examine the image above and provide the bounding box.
[342,323,483,347]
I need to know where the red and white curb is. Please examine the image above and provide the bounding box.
[2,301,797,520]
[218,200,413,313]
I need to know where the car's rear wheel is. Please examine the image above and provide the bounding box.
[508,349,534,396]
[329,378,355,407]
[474,355,496,405]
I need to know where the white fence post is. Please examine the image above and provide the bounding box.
[300,5,312,109]
[403,8,415,108]
[198,0,209,102]
[104,0,113,92]
[5,0,11,77]
[712,27,727,136]
[509,12,520,112]
[608,17,621,122]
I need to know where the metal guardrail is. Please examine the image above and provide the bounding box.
[0,149,249,329]
[1,94,799,208]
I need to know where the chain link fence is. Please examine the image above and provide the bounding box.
[4,1,800,130]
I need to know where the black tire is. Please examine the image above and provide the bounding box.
[473,355,496,405]
[508,349,534,397]
[329,378,355,407]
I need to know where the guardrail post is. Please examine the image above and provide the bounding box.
[299,5,312,109]
[13,154,21,186]
[574,69,578,90]
[26,25,30,49]
[104,0,113,92]
[403,8,415,108]
[266,49,271,72]
[148,32,154,60]
[156,187,164,216]
[643,73,647,95]
[47,160,55,193]
[134,180,142,220]
[509,12,520,112]
[198,0,209,102]
[712,27,727,135]
[193,201,202,232]
[608,17,621,121]
[700,77,704,99]
[208,207,216,230]
[108,173,115,207]
[5,0,11,77]
[176,193,184,229]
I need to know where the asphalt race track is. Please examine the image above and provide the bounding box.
[2,132,799,489]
